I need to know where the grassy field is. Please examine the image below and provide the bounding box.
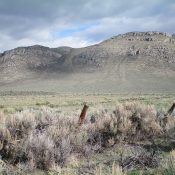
[0,92,174,113]
[0,93,175,175]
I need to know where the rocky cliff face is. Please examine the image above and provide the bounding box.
[0,32,175,83]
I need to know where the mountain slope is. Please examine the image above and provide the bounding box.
[0,31,175,93]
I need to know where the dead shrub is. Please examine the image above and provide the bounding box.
[121,147,161,171]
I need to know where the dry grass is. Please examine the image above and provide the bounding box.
[95,162,125,175]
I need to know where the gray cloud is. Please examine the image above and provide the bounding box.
[0,0,175,52]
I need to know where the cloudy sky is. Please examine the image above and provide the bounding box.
[0,0,175,52]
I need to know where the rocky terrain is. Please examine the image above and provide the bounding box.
[0,31,175,93]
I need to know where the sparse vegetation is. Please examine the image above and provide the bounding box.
[0,98,175,174]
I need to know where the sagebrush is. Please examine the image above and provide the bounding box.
[0,102,174,174]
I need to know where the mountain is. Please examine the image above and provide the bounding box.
[0,31,175,93]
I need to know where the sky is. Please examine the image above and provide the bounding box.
[0,0,175,52]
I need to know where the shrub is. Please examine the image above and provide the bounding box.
[88,102,162,147]
[0,102,173,173]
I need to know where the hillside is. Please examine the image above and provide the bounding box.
[0,31,175,93]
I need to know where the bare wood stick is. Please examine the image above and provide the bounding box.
[78,103,89,126]
[167,103,175,115]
